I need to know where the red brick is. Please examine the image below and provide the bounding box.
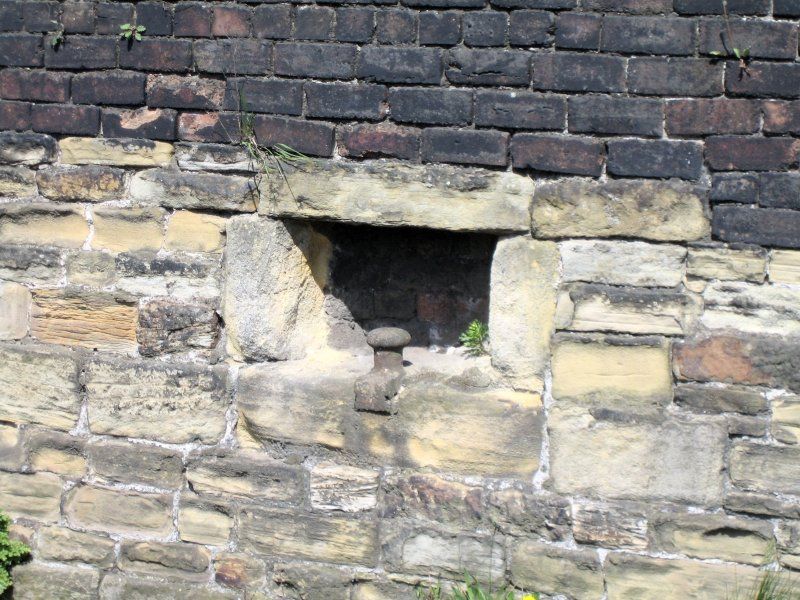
[72,71,146,106]
[252,115,335,157]
[706,136,799,171]
[338,122,420,160]
[178,112,241,143]
[31,104,100,135]
[119,39,193,72]
[0,69,70,103]
[665,99,760,136]
[763,101,800,135]
[675,335,769,386]
[511,134,604,176]
[174,2,211,37]
[102,108,177,141]
[212,5,250,37]
[0,100,31,131]
[147,75,225,110]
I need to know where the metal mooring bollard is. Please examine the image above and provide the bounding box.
[354,327,411,415]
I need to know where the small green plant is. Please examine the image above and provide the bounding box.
[726,543,800,600]
[460,320,489,357]
[0,511,30,595]
[49,20,64,48]
[708,0,751,78]
[415,574,538,600]
[119,22,146,42]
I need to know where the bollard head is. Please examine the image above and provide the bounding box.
[366,327,411,351]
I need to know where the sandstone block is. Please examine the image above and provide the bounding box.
[137,298,219,356]
[224,215,328,361]
[91,206,166,253]
[770,249,800,284]
[559,239,686,287]
[214,553,266,590]
[551,339,672,410]
[383,472,483,525]
[0,471,62,522]
[239,507,379,566]
[605,553,758,600]
[0,244,63,285]
[310,462,380,512]
[88,439,183,489]
[674,383,768,415]
[10,563,100,600]
[701,281,800,336]
[772,394,800,444]
[0,280,29,340]
[725,490,800,519]
[99,572,238,600]
[510,542,604,600]
[31,288,138,352]
[65,251,116,287]
[37,526,116,567]
[549,406,726,505]
[131,168,256,212]
[165,210,227,253]
[26,429,86,477]
[86,358,227,444]
[263,160,533,233]
[36,165,126,202]
[0,132,57,165]
[65,485,173,536]
[489,236,557,388]
[113,251,222,302]
[175,143,251,172]
[486,489,571,541]
[687,245,766,282]
[0,344,82,430]
[120,541,211,580]
[0,203,87,247]
[178,496,234,546]
[273,562,356,600]
[0,424,23,470]
[60,136,173,166]
[533,178,709,241]
[730,441,800,495]
[0,165,36,196]
[571,501,648,550]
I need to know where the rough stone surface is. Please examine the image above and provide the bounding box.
[310,462,380,512]
[0,471,62,522]
[65,485,174,536]
[770,249,800,284]
[27,429,86,477]
[59,136,173,166]
[0,203,88,248]
[10,563,100,600]
[510,542,604,600]
[36,165,126,202]
[119,541,211,580]
[571,501,648,550]
[0,280,29,340]
[88,439,184,489]
[37,526,116,568]
[674,383,767,415]
[772,395,800,444]
[178,496,234,546]
[0,132,57,165]
[701,281,800,336]
[0,165,36,196]
[91,206,166,253]
[687,246,766,282]
[729,442,800,495]
[165,210,227,253]
[131,168,257,212]
[137,298,219,356]
[99,572,238,599]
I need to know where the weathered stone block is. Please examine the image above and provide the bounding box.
[137,298,219,356]
[165,210,227,253]
[533,178,709,241]
[730,441,800,495]
[26,429,86,477]
[772,394,800,444]
[86,357,228,444]
[489,236,557,389]
[65,251,116,287]
[674,383,767,415]
[549,406,726,505]
[701,281,800,336]
[0,203,88,247]
[770,249,800,284]
[225,215,328,361]
[37,526,116,567]
[559,239,686,287]
[10,563,100,600]
[174,143,251,172]
[273,562,355,600]
[239,507,379,567]
[120,541,211,580]
[725,490,800,519]
[178,496,234,546]
[0,165,36,196]
[0,280,29,340]
[65,485,173,536]
[0,132,57,165]
[486,488,571,541]
[262,160,533,233]
[36,165,126,202]
[88,439,183,489]
[214,553,266,590]
[687,245,766,282]
[114,251,222,302]
[310,461,380,512]
[0,424,23,470]
[99,572,238,600]
[59,136,173,166]
[0,244,63,285]
[383,472,483,525]
[131,168,256,212]
[510,542,604,600]
[0,344,82,430]
[30,288,138,352]
[572,501,648,550]
[91,206,166,253]
[0,471,62,522]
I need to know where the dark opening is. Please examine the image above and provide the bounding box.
[317,222,496,349]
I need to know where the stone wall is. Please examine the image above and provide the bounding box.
[1,1,800,599]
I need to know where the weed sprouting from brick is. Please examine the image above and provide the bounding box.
[459,320,489,357]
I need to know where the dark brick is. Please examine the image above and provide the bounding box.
[700,18,798,60]
[376,9,416,44]
[710,173,758,203]
[0,33,42,67]
[463,11,507,46]
[418,11,460,45]
[102,107,177,140]
[212,4,250,37]
[607,139,703,180]
[120,39,192,72]
[491,0,575,8]
[0,100,30,131]
[136,2,173,36]
[601,16,696,55]
[555,12,601,49]
[335,7,374,43]
[774,0,800,16]
[252,115,335,157]
[31,103,100,135]
[225,78,303,116]
[147,75,225,110]
[174,2,211,37]
[96,3,133,35]
[706,136,798,171]
[568,95,662,136]
[195,39,272,75]
[389,87,471,125]
[405,0,485,8]
[44,36,115,69]
[72,71,146,106]
[446,48,528,86]
[306,82,386,120]
[582,0,671,13]
[338,122,420,160]
[509,11,552,46]
[759,173,800,210]
[359,46,442,84]
[713,205,800,249]
[726,62,800,99]
[764,101,800,135]
[665,99,759,136]
[475,90,564,130]
[628,57,722,96]
[675,0,770,15]
[22,1,59,32]
[0,69,70,103]
[511,134,604,175]
[422,128,508,167]
[295,6,334,41]
[0,2,23,31]
[253,5,292,39]
[275,42,355,79]
[178,112,241,143]
[61,3,94,34]
[532,53,625,93]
